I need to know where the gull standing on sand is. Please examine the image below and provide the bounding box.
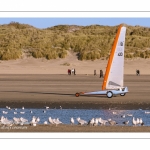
[53,118,63,126]
[93,118,99,126]
[48,117,54,124]
[108,119,118,126]
[70,117,74,125]
[98,118,108,125]
[44,121,48,125]
[88,118,95,126]
[132,117,137,126]
[76,117,87,125]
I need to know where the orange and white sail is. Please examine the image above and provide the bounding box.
[102,24,126,90]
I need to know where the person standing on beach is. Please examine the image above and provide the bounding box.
[74,68,76,75]
[100,70,103,78]
[94,70,96,76]
[136,69,140,76]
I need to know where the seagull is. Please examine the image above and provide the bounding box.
[127,114,133,117]
[132,117,137,126]
[60,106,62,109]
[2,111,8,114]
[22,107,24,110]
[70,117,74,125]
[88,118,95,126]
[30,110,33,113]
[53,118,63,126]
[98,118,108,125]
[14,108,17,111]
[123,120,129,125]
[76,117,87,125]
[48,117,54,124]
[44,121,48,125]
[108,119,118,125]
[136,118,140,125]
[45,106,49,110]
[20,112,25,114]
[112,111,117,115]
[20,117,28,124]
[93,118,99,126]
[36,117,40,123]
[14,112,17,114]
[139,118,143,125]
[121,115,125,118]
[6,106,11,110]
[43,110,46,113]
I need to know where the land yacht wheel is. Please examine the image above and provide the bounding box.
[107,91,113,98]
[120,93,126,96]
[75,93,80,97]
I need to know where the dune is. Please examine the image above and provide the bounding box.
[0,51,149,75]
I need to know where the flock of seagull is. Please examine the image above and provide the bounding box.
[0,106,147,127]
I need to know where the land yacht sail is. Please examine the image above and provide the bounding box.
[75,24,128,98]
[102,24,126,90]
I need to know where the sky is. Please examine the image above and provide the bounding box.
[0,18,150,29]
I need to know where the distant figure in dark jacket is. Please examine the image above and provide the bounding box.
[74,68,76,75]
[100,70,103,78]
[136,69,140,76]
[94,70,96,76]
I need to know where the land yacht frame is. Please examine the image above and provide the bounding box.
[75,24,129,98]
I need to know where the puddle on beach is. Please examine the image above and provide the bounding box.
[0,108,150,126]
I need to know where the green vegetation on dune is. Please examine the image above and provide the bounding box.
[0,22,150,60]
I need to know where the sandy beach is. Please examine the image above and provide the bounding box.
[0,55,150,132]
[0,51,150,75]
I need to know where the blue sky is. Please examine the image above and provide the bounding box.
[0,18,150,29]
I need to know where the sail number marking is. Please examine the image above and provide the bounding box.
[118,52,123,56]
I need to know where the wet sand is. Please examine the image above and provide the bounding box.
[0,74,150,132]
[0,74,150,109]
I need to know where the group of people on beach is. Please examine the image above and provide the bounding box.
[68,68,76,75]
[94,69,104,78]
